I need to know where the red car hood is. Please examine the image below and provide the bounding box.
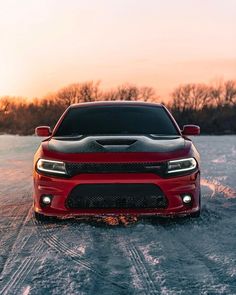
[40,135,193,163]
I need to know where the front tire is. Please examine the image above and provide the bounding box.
[190,191,201,218]
[190,210,201,218]
[34,211,56,222]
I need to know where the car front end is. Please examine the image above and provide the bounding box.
[33,102,201,220]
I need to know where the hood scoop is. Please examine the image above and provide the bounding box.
[96,139,137,147]
[48,135,186,153]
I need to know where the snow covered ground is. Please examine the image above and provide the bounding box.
[0,135,235,295]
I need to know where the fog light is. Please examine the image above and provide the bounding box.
[42,195,52,205]
[182,194,192,204]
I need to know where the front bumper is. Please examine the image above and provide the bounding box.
[33,170,200,217]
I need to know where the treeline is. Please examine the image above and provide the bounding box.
[169,80,236,134]
[0,80,235,135]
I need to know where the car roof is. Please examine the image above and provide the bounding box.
[70,101,163,109]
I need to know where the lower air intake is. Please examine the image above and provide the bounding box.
[66,184,167,209]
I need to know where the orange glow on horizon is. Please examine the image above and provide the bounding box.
[0,0,235,101]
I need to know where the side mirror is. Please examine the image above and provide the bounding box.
[182,125,200,136]
[35,126,52,137]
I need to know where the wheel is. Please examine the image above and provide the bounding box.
[34,211,56,222]
[190,191,201,218]
[190,210,201,218]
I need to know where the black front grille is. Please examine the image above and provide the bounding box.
[66,184,167,209]
[66,162,166,176]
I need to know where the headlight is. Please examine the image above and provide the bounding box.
[37,159,67,175]
[167,158,197,174]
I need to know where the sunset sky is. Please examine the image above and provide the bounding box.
[0,0,235,100]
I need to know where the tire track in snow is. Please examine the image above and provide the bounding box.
[0,206,45,294]
[174,228,236,294]
[128,242,159,295]
[0,204,28,232]
[156,222,234,294]
[181,243,233,293]
[0,205,33,276]
[33,218,127,291]
[0,243,44,295]
[118,236,160,295]
[0,205,30,251]
[85,229,131,295]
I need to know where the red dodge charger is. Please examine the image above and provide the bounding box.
[33,101,201,221]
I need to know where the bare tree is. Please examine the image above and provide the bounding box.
[209,80,236,106]
[0,96,27,114]
[208,80,225,106]
[139,86,157,102]
[79,81,101,102]
[103,84,157,102]
[116,84,140,101]
[0,96,11,114]
[224,80,236,105]
[171,83,210,111]
[56,84,78,106]
[55,81,101,106]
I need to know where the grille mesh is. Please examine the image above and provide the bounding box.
[66,183,167,209]
[66,162,165,176]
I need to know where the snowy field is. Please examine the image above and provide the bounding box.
[0,135,235,295]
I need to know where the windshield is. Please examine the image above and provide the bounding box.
[54,105,179,136]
